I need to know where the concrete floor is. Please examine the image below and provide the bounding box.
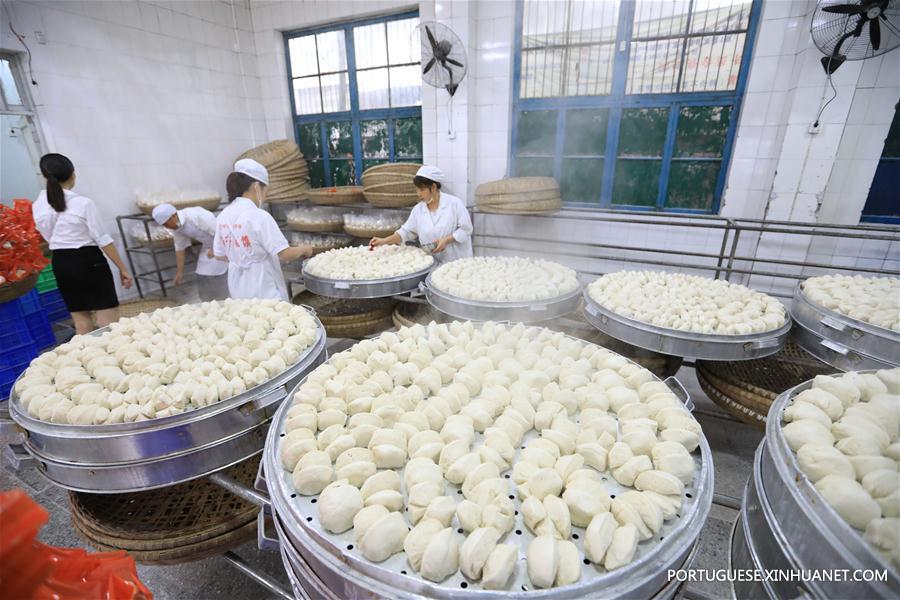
[1,296,761,600]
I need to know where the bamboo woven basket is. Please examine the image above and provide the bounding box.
[343,225,397,238]
[361,171,415,188]
[0,272,39,304]
[696,369,767,429]
[136,196,221,216]
[236,139,300,166]
[306,186,365,206]
[116,298,180,318]
[477,202,561,215]
[287,220,344,233]
[476,189,562,205]
[293,291,397,338]
[364,181,418,195]
[363,162,422,177]
[475,176,560,197]
[68,457,260,565]
[364,191,419,208]
[326,314,395,338]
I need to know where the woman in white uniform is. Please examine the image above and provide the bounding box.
[369,165,473,263]
[151,203,229,301]
[213,159,313,300]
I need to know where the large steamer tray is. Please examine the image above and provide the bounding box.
[791,284,900,369]
[7,321,328,493]
[583,291,791,361]
[762,375,900,599]
[422,275,582,323]
[263,331,714,599]
[302,264,433,299]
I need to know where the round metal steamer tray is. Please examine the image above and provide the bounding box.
[791,284,900,371]
[263,333,714,599]
[423,274,582,323]
[582,291,791,361]
[302,264,433,299]
[7,321,328,493]
[747,375,900,599]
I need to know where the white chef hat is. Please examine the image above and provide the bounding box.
[415,165,444,183]
[234,158,269,186]
[151,203,177,226]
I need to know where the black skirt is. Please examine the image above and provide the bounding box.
[52,246,119,312]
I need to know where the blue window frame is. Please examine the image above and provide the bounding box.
[510,0,762,214]
[861,101,899,225]
[284,11,422,188]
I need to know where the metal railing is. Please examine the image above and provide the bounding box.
[472,207,900,298]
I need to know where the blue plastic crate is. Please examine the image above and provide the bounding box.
[17,289,44,315]
[0,318,33,349]
[0,340,37,370]
[25,311,54,350]
[0,356,32,400]
[39,289,69,323]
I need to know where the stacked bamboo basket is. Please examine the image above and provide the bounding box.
[236,140,310,203]
[695,340,836,429]
[305,186,366,206]
[475,176,562,214]
[361,163,421,207]
[135,194,221,216]
[293,291,396,338]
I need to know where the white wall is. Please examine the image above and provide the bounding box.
[0,114,42,205]
[0,0,265,297]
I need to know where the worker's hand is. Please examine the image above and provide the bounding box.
[369,237,386,249]
[173,272,184,286]
[120,271,133,290]
[432,236,452,254]
[207,248,215,259]
[301,244,315,258]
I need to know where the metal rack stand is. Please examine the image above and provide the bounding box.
[116,213,199,299]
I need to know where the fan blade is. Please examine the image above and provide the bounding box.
[870,16,881,49]
[423,57,436,74]
[425,26,439,52]
[441,60,454,79]
[446,58,464,68]
[822,4,866,14]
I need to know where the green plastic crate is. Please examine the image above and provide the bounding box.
[35,264,57,293]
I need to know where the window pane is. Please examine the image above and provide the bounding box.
[316,30,347,73]
[515,157,555,178]
[288,35,318,77]
[363,159,390,172]
[387,17,420,64]
[568,1,620,43]
[361,119,389,158]
[293,76,321,115]
[680,33,745,92]
[562,158,604,203]
[308,160,326,188]
[618,108,668,157]
[297,123,322,159]
[881,106,900,157]
[521,49,564,98]
[320,73,350,112]
[613,160,661,206]
[0,60,22,106]
[389,65,421,107]
[564,109,608,155]
[326,121,353,158]
[675,105,731,157]
[631,0,690,39]
[667,160,720,210]
[690,0,752,34]
[632,0,691,39]
[395,117,423,158]
[862,160,900,217]
[357,68,390,110]
[522,0,570,49]
[516,110,558,155]
[355,23,388,69]
[330,159,355,186]
[626,38,683,94]
[564,43,614,96]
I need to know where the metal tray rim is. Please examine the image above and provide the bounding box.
[792,282,900,342]
[302,263,434,287]
[425,273,583,311]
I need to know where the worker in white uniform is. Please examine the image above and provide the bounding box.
[369,165,473,263]
[151,203,229,301]
[213,159,313,301]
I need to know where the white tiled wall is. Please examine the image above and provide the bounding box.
[1,0,265,298]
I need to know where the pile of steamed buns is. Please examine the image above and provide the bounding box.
[430,256,580,302]
[304,245,434,280]
[802,275,899,332]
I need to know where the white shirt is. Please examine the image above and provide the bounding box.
[396,192,473,264]
[172,207,228,277]
[32,189,114,250]
[213,197,290,300]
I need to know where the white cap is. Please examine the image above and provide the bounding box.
[415,165,444,183]
[234,158,269,186]
[151,203,177,226]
